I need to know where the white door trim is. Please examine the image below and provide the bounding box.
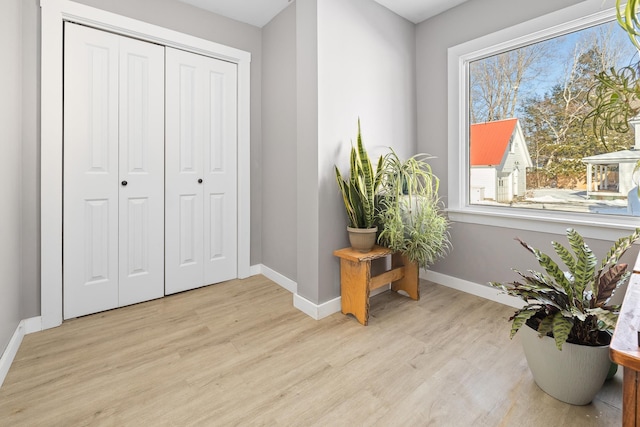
[40,0,251,329]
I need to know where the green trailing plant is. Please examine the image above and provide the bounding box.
[585,0,640,146]
[585,64,640,148]
[618,0,640,51]
[377,150,451,269]
[490,228,640,350]
[334,120,384,229]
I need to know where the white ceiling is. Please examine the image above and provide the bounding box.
[178,0,469,28]
[373,0,470,24]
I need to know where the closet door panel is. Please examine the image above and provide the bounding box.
[166,48,238,294]
[118,36,165,306]
[202,60,238,285]
[63,23,119,319]
[165,48,205,294]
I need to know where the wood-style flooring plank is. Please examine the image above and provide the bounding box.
[0,275,623,426]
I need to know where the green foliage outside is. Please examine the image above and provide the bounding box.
[522,46,633,183]
[471,19,636,187]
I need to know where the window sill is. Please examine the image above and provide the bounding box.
[447,206,640,241]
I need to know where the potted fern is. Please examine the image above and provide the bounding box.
[334,120,383,252]
[376,150,451,268]
[490,227,640,405]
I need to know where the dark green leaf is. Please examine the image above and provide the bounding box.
[587,307,619,331]
[552,313,573,350]
[510,309,537,339]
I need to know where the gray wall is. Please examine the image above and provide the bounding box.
[296,0,321,301]
[307,0,416,303]
[21,0,40,320]
[262,3,298,281]
[0,0,24,353]
[292,0,417,304]
[417,0,640,288]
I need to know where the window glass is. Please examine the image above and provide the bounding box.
[468,19,639,216]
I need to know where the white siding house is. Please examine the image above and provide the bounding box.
[582,118,640,201]
[470,118,533,203]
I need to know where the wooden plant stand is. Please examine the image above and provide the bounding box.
[333,245,419,325]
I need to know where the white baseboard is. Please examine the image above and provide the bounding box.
[256,262,402,320]
[249,264,261,276]
[254,264,331,319]
[256,263,522,320]
[0,321,26,388]
[292,284,391,320]
[24,316,43,334]
[256,264,340,320]
[0,316,43,389]
[293,293,341,320]
[421,270,523,309]
[259,265,297,293]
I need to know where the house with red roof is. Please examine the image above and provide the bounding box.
[470,118,532,203]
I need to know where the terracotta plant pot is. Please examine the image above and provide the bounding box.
[347,226,377,252]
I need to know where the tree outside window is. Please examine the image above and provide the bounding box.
[468,19,639,216]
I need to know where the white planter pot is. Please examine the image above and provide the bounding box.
[520,324,611,405]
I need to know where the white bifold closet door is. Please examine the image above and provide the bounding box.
[165,47,238,294]
[63,23,165,319]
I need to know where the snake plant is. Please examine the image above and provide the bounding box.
[334,120,383,229]
[490,228,640,350]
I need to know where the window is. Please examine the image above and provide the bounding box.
[448,2,640,239]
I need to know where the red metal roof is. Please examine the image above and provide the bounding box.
[470,118,517,166]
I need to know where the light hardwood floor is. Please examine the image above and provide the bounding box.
[0,276,622,426]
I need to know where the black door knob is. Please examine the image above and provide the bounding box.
[198,179,203,184]
[121,180,128,186]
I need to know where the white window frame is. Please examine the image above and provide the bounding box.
[40,0,252,329]
[447,0,639,241]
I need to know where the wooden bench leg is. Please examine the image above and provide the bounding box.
[622,367,640,427]
[391,253,419,301]
[340,258,371,325]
